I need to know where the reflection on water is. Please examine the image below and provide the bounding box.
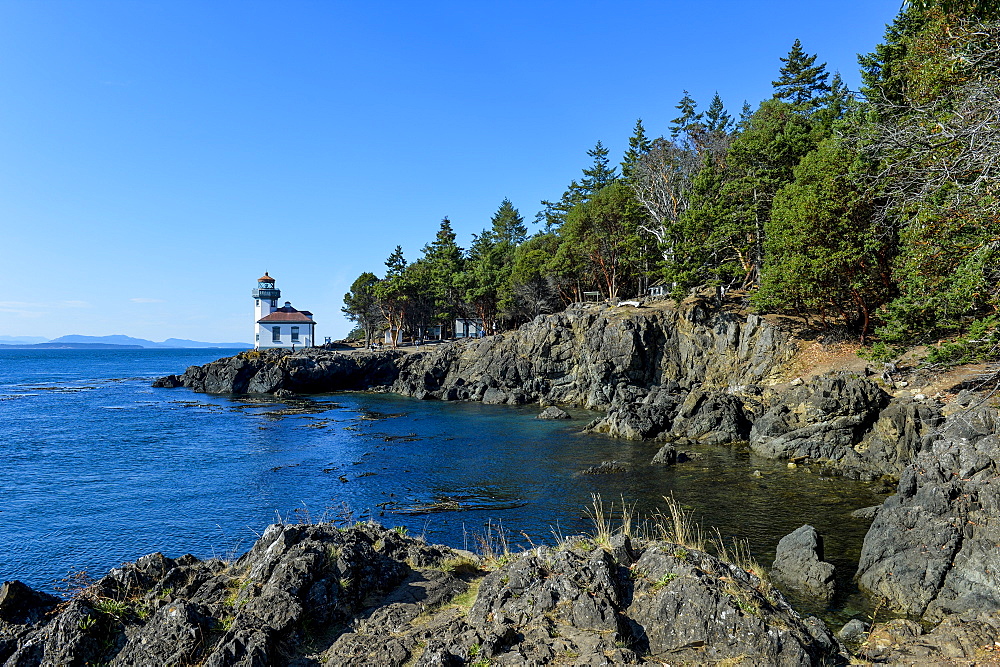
[0,349,888,626]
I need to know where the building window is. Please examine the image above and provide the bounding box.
[291,326,299,342]
[255,299,259,306]
[272,326,281,342]
[255,333,259,342]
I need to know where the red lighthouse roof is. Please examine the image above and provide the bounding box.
[258,272,275,283]
[258,305,315,323]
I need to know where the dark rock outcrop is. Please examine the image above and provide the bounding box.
[857,613,1000,664]
[856,405,1000,620]
[751,373,891,466]
[770,525,836,601]
[390,304,795,411]
[748,372,943,478]
[156,348,404,395]
[0,524,847,666]
[536,406,571,420]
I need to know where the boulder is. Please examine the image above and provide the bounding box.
[651,444,677,465]
[0,580,59,625]
[837,618,868,644]
[536,406,571,420]
[0,524,847,665]
[857,405,1000,620]
[750,372,891,472]
[770,525,836,601]
[580,460,630,475]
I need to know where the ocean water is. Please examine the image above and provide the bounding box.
[0,348,888,621]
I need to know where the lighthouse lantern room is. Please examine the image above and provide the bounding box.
[252,272,316,349]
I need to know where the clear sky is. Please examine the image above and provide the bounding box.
[0,0,902,343]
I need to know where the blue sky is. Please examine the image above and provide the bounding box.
[0,0,901,343]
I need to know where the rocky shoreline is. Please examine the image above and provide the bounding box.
[125,298,1000,662]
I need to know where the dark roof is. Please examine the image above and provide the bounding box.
[258,306,315,324]
[258,272,275,283]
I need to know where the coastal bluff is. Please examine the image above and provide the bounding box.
[151,297,1000,646]
[0,523,849,666]
[155,297,795,409]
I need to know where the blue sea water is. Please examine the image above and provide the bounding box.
[0,348,886,620]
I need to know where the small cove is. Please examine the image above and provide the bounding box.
[1,349,888,626]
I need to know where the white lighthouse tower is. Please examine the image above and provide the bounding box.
[252,272,316,349]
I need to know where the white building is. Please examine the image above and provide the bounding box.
[252,272,316,349]
[454,317,485,338]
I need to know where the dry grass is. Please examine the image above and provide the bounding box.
[648,494,705,552]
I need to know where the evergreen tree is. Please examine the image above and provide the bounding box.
[704,93,733,135]
[621,119,652,181]
[669,91,704,145]
[772,39,831,107]
[461,199,527,332]
[723,99,820,287]
[490,198,528,246]
[756,137,891,337]
[580,141,618,193]
[373,246,410,347]
[538,142,618,230]
[342,272,382,348]
[421,217,465,334]
[561,181,644,302]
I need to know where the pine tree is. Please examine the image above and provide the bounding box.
[704,93,733,135]
[538,142,618,230]
[772,39,831,107]
[580,141,618,193]
[669,91,704,148]
[490,198,527,246]
[421,217,465,333]
[373,246,410,347]
[342,272,382,348]
[621,119,652,181]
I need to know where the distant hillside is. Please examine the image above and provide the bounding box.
[0,335,50,344]
[9,335,253,349]
[0,342,144,349]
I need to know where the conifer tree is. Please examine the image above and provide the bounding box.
[538,142,618,230]
[704,93,733,135]
[373,246,410,347]
[342,272,382,348]
[580,141,618,193]
[421,217,465,334]
[772,39,831,107]
[621,119,652,181]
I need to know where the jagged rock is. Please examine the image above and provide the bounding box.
[150,374,183,388]
[0,580,59,625]
[837,618,868,644]
[536,406,571,420]
[651,444,677,465]
[750,372,892,473]
[580,460,630,475]
[858,612,1000,664]
[159,349,404,395]
[853,396,943,476]
[850,505,881,521]
[585,402,678,440]
[857,406,1000,620]
[158,302,797,414]
[1,524,847,666]
[391,305,795,410]
[770,525,836,601]
[668,389,754,445]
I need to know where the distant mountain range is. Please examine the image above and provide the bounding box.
[0,334,252,349]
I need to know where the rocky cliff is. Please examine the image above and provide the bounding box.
[389,300,794,408]
[151,299,1000,634]
[0,522,849,666]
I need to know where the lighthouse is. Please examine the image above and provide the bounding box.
[252,272,316,349]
